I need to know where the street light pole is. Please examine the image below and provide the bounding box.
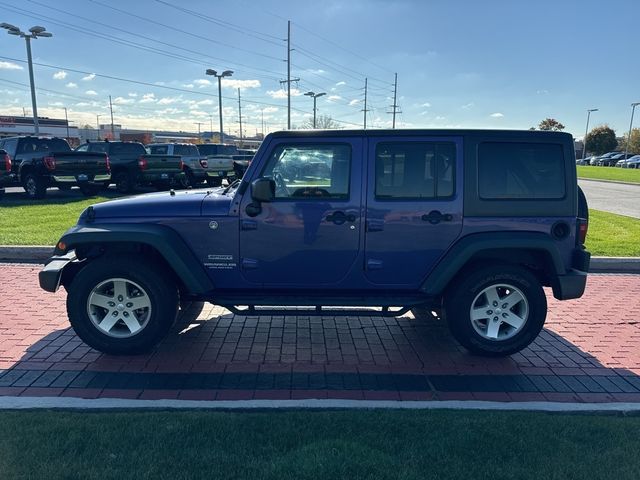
[206,69,233,144]
[1,23,53,135]
[625,103,640,161]
[96,114,102,140]
[583,108,598,161]
[304,91,326,128]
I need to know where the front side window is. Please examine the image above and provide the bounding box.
[261,144,351,200]
[375,142,456,199]
[478,142,565,199]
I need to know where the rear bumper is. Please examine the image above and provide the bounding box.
[39,251,76,293]
[206,170,233,178]
[140,172,185,184]
[52,174,111,184]
[552,248,591,300]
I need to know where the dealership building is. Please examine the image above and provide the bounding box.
[0,115,78,140]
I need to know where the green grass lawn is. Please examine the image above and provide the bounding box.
[577,165,640,184]
[1,410,639,479]
[586,209,640,256]
[0,195,112,245]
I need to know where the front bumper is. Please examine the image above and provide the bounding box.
[39,251,77,293]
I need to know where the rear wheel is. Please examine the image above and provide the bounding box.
[444,264,547,356]
[66,255,179,355]
[178,168,196,189]
[206,177,222,187]
[115,172,134,193]
[22,173,47,199]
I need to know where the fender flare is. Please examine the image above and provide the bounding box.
[420,231,566,296]
[54,223,214,294]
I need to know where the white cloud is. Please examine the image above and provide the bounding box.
[53,70,67,80]
[0,61,23,70]
[182,84,194,89]
[189,109,208,116]
[327,95,342,102]
[536,89,549,95]
[461,102,474,109]
[113,96,134,105]
[158,108,182,115]
[222,79,261,90]
[435,116,446,120]
[139,93,156,103]
[490,112,504,118]
[263,107,278,113]
[348,99,360,106]
[196,99,214,106]
[81,73,96,81]
[194,79,212,87]
[128,92,138,97]
[335,81,346,86]
[306,69,326,75]
[420,102,431,108]
[66,82,78,88]
[158,96,180,105]
[266,88,302,99]
[48,101,64,107]
[85,90,98,96]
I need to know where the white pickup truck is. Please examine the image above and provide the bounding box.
[146,143,208,188]
[196,143,249,186]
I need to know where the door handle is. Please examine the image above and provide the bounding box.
[421,210,453,224]
[326,211,356,225]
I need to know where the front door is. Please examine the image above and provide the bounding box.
[364,136,464,287]
[239,138,363,287]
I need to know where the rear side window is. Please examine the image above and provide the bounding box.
[173,144,199,156]
[375,142,455,199]
[478,142,565,199]
[149,145,168,155]
[88,143,108,153]
[110,143,145,156]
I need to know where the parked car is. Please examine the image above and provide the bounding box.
[576,156,595,166]
[0,136,110,199]
[76,141,183,193]
[197,143,256,184]
[626,155,640,168]
[146,143,208,188]
[601,152,627,167]
[0,148,13,200]
[40,129,590,357]
[615,154,638,167]
[592,151,620,166]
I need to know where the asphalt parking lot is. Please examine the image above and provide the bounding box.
[1,263,639,403]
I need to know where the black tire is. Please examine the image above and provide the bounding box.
[0,188,4,200]
[66,254,179,355]
[206,177,222,187]
[22,173,47,199]
[444,264,547,356]
[79,184,101,196]
[114,172,134,193]
[178,169,196,189]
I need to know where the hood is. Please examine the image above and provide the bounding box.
[79,188,232,221]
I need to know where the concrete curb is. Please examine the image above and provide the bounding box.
[578,177,640,187]
[1,245,639,273]
[2,396,640,412]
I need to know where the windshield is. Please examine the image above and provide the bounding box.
[174,144,200,156]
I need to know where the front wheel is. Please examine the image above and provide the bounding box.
[444,265,547,356]
[66,255,179,355]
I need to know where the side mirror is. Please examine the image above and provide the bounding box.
[251,177,275,203]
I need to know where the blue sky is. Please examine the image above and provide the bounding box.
[0,0,638,139]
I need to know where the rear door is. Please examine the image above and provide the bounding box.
[364,136,464,287]
[239,137,363,286]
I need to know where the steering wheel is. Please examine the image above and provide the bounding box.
[273,172,289,197]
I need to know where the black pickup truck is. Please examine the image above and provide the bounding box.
[0,149,13,200]
[76,141,183,193]
[0,136,110,199]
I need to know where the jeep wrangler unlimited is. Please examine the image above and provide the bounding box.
[39,129,590,356]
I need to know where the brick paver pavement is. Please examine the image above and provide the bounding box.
[1,263,639,402]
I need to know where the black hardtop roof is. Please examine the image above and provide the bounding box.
[2,135,66,141]
[267,129,573,140]
[89,140,142,145]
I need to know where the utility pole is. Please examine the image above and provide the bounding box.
[583,108,598,161]
[108,95,115,139]
[63,107,70,139]
[237,88,243,146]
[280,21,299,130]
[625,102,640,161]
[195,122,203,140]
[390,73,399,129]
[362,78,369,129]
[261,108,265,137]
[96,114,101,140]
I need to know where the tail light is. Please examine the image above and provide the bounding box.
[43,156,56,171]
[3,153,10,172]
[138,156,147,171]
[577,218,588,245]
[179,159,185,170]
[105,155,111,173]
[199,158,208,168]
